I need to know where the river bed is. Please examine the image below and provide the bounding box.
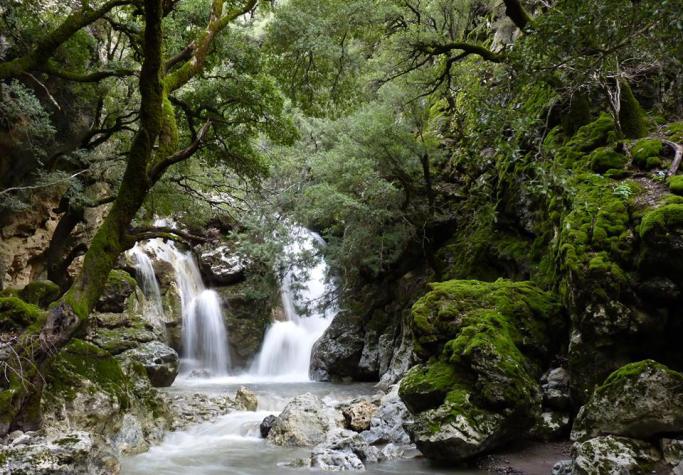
[122,380,478,475]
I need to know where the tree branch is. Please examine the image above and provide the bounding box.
[148,120,211,183]
[126,226,207,246]
[42,63,137,82]
[0,0,136,79]
[414,41,503,63]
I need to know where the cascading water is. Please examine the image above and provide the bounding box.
[249,226,336,381]
[129,244,165,326]
[129,232,230,377]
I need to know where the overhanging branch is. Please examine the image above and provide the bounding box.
[148,120,211,183]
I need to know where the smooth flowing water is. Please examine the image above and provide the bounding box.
[249,226,336,381]
[129,243,165,326]
[129,235,230,376]
[122,382,471,475]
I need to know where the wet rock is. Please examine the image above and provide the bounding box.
[0,431,120,475]
[362,385,411,446]
[572,435,661,474]
[111,414,148,455]
[90,321,157,355]
[119,341,179,387]
[195,244,246,285]
[552,459,573,475]
[235,386,258,411]
[342,399,377,432]
[310,312,364,381]
[96,269,136,313]
[260,415,277,438]
[541,367,571,410]
[571,360,683,442]
[166,392,237,430]
[267,393,337,447]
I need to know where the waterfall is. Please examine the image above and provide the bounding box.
[249,226,336,381]
[130,244,165,326]
[129,234,230,377]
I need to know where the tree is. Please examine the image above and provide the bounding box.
[0,0,291,434]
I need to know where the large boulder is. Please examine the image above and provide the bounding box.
[267,393,338,447]
[310,311,365,381]
[572,435,661,475]
[118,341,179,387]
[399,279,563,462]
[571,360,683,442]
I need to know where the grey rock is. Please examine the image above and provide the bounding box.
[662,438,683,471]
[363,385,411,446]
[572,435,661,474]
[0,431,120,475]
[532,411,570,441]
[267,393,337,447]
[310,312,364,381]
[260,415,277,438]
[541,367,571,410]
[235,386,258,411]
[96,270,136,313]
[119,341,179,387]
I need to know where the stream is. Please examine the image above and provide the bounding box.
[122,225,477,474]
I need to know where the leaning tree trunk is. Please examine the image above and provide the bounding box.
[0,0,164,434]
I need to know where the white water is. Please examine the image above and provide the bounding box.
[129,244,165,326]
[128,233,230,377]
[248,226,336,382]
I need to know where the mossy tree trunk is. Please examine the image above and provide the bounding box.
[0,0,259,435]
[617,79,648,139]
[0,0,165,434]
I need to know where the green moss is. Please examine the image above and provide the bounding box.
[399,361,459,413]
[107,269,137,288]
[565,113,616,153]
[639,203,683,238]
[664,121,683,142]
[18,280,60,308]
[632,138,663,169]
[589,147,627,173]
[618,80,648,139]
[0,297,45,331]
[668,176,683,196]
[45,339,130,408]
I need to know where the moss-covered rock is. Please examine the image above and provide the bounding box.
[664,121,683,142]
[571,360,683,442]
[18,280,60,308]
[95,269,137,313]
[0,296,44,331]
[669,176,683,196]
[565,113,616,154]
[588,147,627,174]
[400,279,563,462]
[632,138,663,170]
[572,435,660,475]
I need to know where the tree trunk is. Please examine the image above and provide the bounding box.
[0,0,164,435]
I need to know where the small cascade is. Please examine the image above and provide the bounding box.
[129,244,165,326]
[128,229,230,377]
[249,226,336,381]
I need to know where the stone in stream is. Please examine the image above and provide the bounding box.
[235,386,258,411]
[341,399,377,432]
[267,393,338,447]
[260,415,277,438]
[362,385,411,446]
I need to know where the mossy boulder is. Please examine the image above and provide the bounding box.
[571,360,683,442]
[669,176,683,196]
[588,147,627,174]
[637,203,683,279]
[632,138,663,170]
[95,269,137,313]
[399,279,563,462]
[0,296,44,331]
[18,280,60,308]
[664,121,683,142]
[565,113,616,153]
